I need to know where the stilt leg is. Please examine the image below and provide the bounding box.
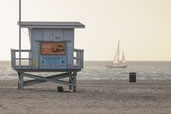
[73,72,77,92]
[69,72,72,90]
[18,72,24,90]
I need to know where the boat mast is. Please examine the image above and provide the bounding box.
[118,40,120,64]
[19,0,21,67]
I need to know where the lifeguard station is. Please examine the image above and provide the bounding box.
[11,1,85,92]
[11,0,85,92]
[11,21,85,92]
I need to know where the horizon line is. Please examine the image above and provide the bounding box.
[0,60,171,62]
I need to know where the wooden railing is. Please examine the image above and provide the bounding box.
[11,49,84,70]
[73,49,84,69]
[11,49,32,69]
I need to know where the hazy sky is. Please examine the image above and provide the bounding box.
[0,0,171,61]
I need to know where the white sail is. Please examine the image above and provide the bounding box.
[113,44,119,64]
[121,51,126,63]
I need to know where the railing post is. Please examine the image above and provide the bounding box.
[11,49,16,68]
[11,49,13,67]
[14,50,16,67]
[81,50,84,68]
[29,51,32,68]
[76,51,79,66]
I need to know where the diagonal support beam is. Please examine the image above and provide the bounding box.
[21,72,74,86]
[24,73,70,86]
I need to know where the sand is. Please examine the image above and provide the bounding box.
[0,80,171,114]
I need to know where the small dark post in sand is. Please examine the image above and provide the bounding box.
[129,72,136,82]
[57,86,64,92]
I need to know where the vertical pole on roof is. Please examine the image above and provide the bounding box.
[19,0,21,67]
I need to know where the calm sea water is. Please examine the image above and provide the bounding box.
[0,61,171,80]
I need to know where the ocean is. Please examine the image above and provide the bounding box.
[0,61,171,80]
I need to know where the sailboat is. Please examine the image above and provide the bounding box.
[106,41,127,68]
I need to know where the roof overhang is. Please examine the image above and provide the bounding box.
[18,21,85,29]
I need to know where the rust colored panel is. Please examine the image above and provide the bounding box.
[40,42,65,55]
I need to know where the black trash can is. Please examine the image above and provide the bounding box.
[57,86,64,92]
[129,72,136,82]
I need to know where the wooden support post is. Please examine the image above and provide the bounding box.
[18,72,24,90]
[73,72,77,92]
[69,72,72,90]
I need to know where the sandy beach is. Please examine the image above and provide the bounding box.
[0,80,171,114]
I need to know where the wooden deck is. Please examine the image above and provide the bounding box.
[14,68,81,72]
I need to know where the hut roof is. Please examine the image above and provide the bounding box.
[19,21,85,29]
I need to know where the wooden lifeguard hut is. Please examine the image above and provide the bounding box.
[11,0,85,92]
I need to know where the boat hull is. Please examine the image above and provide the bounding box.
[106,64,127,68]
